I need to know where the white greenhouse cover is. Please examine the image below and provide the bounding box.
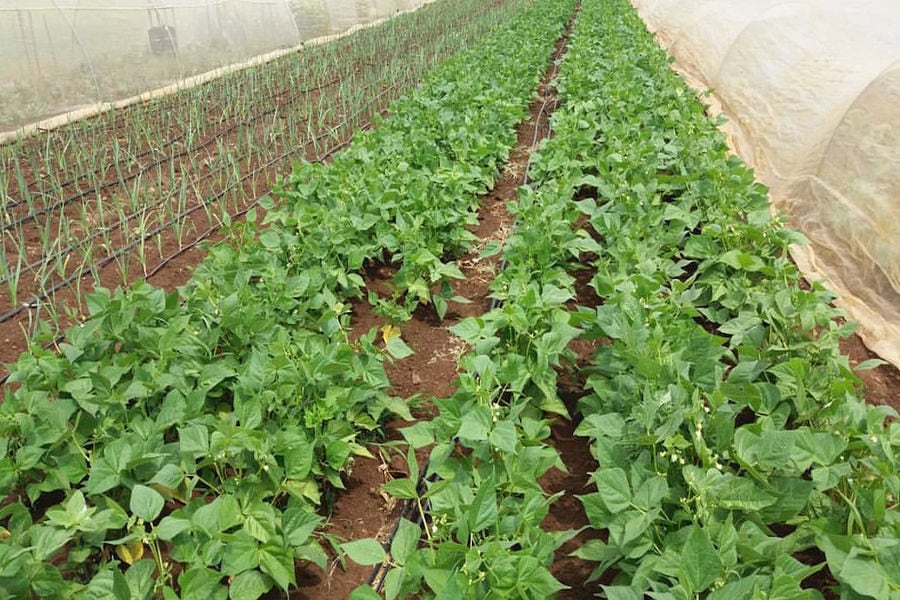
[1,1,426,135]
[632,0,900,366]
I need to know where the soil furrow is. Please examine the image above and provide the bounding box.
[301,10,586,598]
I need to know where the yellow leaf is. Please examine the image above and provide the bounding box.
[381,324,401,343]
[115,540,144,565]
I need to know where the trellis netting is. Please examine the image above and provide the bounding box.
[0,0,425,135]
[631,0,900,367]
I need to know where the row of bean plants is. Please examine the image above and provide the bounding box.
[556,1,898,597]
[0,0,575,597]
[342,3,589,598]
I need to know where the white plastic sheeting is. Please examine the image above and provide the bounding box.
[632,0,900,366]
[0,0,426,134]
[292,0,419,39]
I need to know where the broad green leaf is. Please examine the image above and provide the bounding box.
[384,566,406,600]
[734,428,799,471]
[680,525,722,595]
[540,393,570,418]
[489,420,518,454]
[708,575,768,600]
[541,285,573,305]
[401,421,434,448]
[594,468,631,513]
[348,586,382,600]
[193,495,242,536]
[385,336,414,360]
[449,318,483,343]
[342,538,387,566]
[31,525,73,561]
[149,464,185,491]
[229,570,271,600]
[179,565,227,599]
[130,485,165,522]
[259,547,295,591]
[758,478,813,522]
[79,567,131,600]
[575,413,626,439]
[517,562,567,597]
[820,535,895,600]
[383,478,418,500]
[719,250,766,272]
[811,463,852,492]
[124,560,156,600]
[84,457,120,495]
[282,507,321,547]
[283,440,314,481]
[243,504,277,545]
[221,533,260,576]
[710,475,777,511]
[457,407,491,441]
[601,586,643,600]
[468,477,498,533]
[794,430,847,466]
[178,425,209,456]
[155,517,192,541]
[632,477,667,511]
[391,518,421,566]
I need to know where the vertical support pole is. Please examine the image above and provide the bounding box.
[42,14,60,71]
[26,10,43,79]
[15,10,35,78]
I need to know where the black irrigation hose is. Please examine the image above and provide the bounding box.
[5,57,381,195]
[0,74,416,288]
[0,131,362,388]
[3,65,364,205]
[365,455,435,592]
[1,71,391,233]
[490,36,564,310]
[0,81,407,327]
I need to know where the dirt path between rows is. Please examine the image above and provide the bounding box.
[287,10,599,598]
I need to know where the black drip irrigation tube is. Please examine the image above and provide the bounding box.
[1,71,390,234]
[0,81,406,328]
[2,66,363,217]
[0,75,414,290]
[362,20,570,594]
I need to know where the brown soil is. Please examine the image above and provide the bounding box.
[840,332,900,414]
[541,403,602,600]
[289,448,409,599]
